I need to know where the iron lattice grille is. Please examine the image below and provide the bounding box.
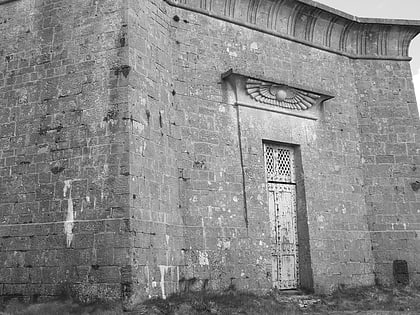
[264,144,295,183]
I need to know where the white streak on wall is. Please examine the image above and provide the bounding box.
[202,218,207,250]
[176,266,180,292]
[63,180,72,197]
[218,217,226,238]
[159,265,169,299]
[145,266,151,297]
[103,164,109,176]
[63,180,74,247]
[199,218,209,266]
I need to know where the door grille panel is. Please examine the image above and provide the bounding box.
[264,145,295,183]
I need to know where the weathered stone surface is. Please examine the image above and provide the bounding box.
[0,0,131,304]
[354,58,420,287]
[0,0,419,304]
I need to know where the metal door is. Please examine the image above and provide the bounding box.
[264,144,298,289]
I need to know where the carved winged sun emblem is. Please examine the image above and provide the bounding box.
[246,79,320,110]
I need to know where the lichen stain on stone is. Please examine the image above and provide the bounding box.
[411,181,420,192]
[112,65,131,78]
[63,179,75,248]
[198,251,209,266]
[81,196,91,213]
[103,109,119,123]
[50,165,65,174]
[193,160,206,169]
[226,47,238,57]
[39,124,63,135]
[120,35,126,47]
[190,195,198,203]
[317,215,325,230]
[131,119,144,134]
[37,145,49,154]
[250,42,258,50]
[217,239,231,250]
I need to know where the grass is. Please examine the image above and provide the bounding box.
[0,299,123,315]
[1,285,420,314]
[318,285,420,313]
[139,290,298,314]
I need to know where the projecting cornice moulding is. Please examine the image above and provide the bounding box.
[0,0,18,4]
[222,70,333,120]
[164,0,420,61]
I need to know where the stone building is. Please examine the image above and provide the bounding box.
[1,0,420,305]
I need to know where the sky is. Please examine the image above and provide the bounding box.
[314,0,420,105]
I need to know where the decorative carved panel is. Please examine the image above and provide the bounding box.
[246,79,320,111]
[223,70,333,120]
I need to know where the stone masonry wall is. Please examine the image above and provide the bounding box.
[0,0,132,303]
[166,5,375,294]
[125,0,184,303]
[354,59,420,286]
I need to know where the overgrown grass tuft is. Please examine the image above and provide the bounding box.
[319,284,420,312]
[136,290,299,315]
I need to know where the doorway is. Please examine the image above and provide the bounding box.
[264,143,299,289]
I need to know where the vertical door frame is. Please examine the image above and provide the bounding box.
[264,142,299,290]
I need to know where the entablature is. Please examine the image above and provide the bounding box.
[165,0,420,61]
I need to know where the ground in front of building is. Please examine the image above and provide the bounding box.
[1,285,420,314]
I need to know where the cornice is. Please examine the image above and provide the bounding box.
[164,0,420,61]
[0,0,19,4]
